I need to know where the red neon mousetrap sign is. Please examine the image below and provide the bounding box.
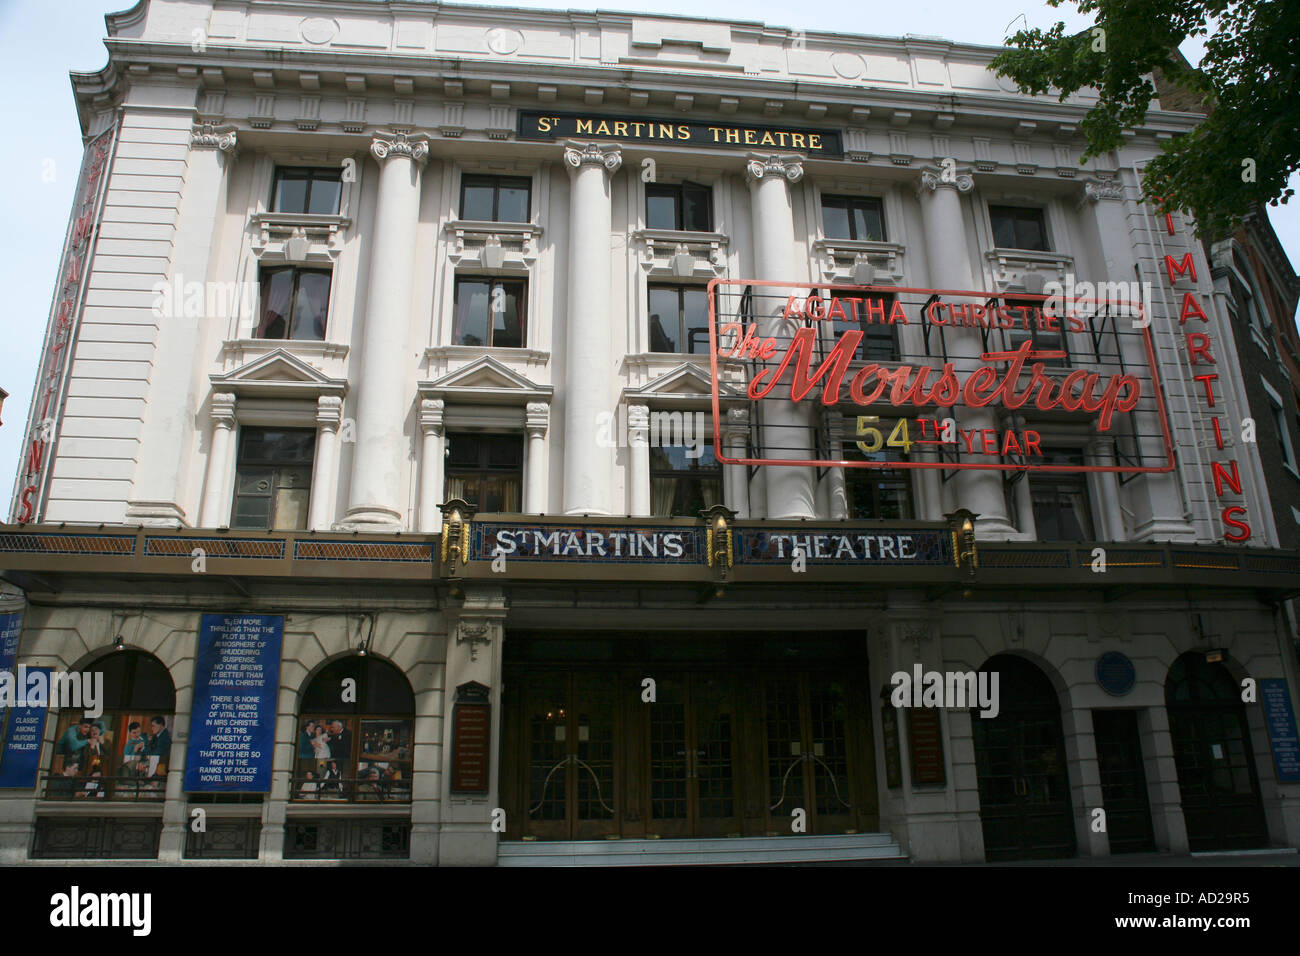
[706,279,1175,474]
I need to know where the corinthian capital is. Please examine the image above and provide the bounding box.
[191,123,237,153]
[745,154,803,185]
[371,131,429,164]
[918,166,974,194]
[563,142,622,173]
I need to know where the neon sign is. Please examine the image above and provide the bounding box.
[707,279,1175,474]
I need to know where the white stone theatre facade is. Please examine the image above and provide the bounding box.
[1,0,1299,865]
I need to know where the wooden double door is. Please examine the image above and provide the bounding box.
[501,667,876,840]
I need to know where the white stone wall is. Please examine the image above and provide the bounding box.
[869,600,1300,861]
[26,0,1261,539]
[0,598,448,864]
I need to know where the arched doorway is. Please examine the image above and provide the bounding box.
[971,655,1076,860]
[1165,653,1268,851]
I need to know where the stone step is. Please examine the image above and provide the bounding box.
[498,833,906,866]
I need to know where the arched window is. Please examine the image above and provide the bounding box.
[46,651,175,802]
[294,657,415,804]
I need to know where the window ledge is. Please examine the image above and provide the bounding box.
[985,248,1074,294]
[633,230,729,277]
[220,339,350,364]
[813,238,906,284]
[444,220,542,265]
[424,345,551,370]
[250,214,350,261]
[445,218,542,235]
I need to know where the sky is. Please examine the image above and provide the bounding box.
[1,0,1297,504]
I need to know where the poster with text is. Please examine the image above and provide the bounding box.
[184,614,283,792]
[0,667,50,789]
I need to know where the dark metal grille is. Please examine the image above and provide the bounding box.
[184,818,262,859]
[978,548,1072,568]
[0,532,134,554]
[144,536,283,558]
[32,816,161,859]
[283,819,410,859]
[294,540,431,561]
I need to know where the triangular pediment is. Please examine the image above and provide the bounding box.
[626,362,743,404]
[419,356,553,404]
[210,348,347,397]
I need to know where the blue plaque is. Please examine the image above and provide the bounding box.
[184,614,283,792]
[1095,651,1136,696]
[1260,678,1300,783]
[0,666,51,789]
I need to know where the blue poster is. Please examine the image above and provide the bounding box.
[1260,678,1300,783]
[184,614,283,792]
[0,611,21,674]
[0,667,51,789]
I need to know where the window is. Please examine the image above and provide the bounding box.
[460,174,531,223]
[821,195,885,241]
[271,167,342,215]
[649,285,710,354]
[445,433,523,512]
[231,427,315,531]
[453,277,526,348]
[842,442,913,519]
[1004,297,1068,367]
[45,651,175,803]
[829,291,901,362]
[257,267,331,341]
[989,205,1049,251]
[294,658,415,805]
[646,181,712,232]
[650,440,722,516]
[1029,450,1095,541]
[1266,394,1297,471]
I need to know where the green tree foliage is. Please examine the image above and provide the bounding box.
[992,0,1298,238]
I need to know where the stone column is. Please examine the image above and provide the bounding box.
[1012,476,1036,535]
[524,402,550,513]
[127,124,237,527]
[562,142,622,515]
[1061,704,1110,858]
[1140,704,1190,853]
[198,392,237,527]
[1086,437,1126,541]
[417,399,445,533]
[746,154,816,519]
[342,132,429,531]
[722,406,751,518]
[439,586,506,866]
[824,411,849,520]
[627,403,651,516]
[917,167,1016,536]
[1081,178,1194,541]
[309,396,342,530]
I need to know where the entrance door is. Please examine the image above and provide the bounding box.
[647,674,739,837]
[1165,654,1268,851]
[972,656,1076,860]
[762,675,856,833]
[519,672,619,840]
[1093,710,1156,853]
